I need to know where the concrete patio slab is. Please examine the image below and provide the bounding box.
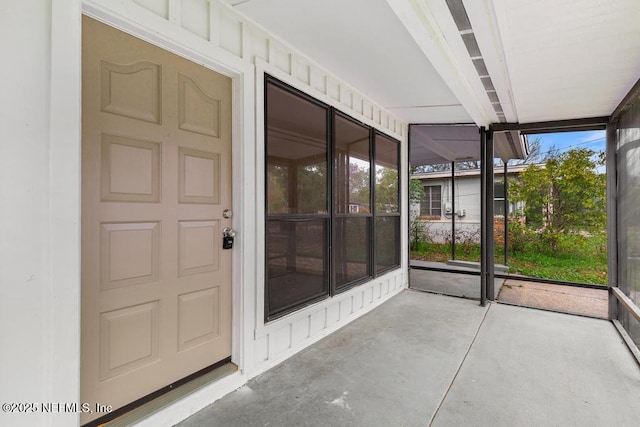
[176,291,640,427]
[177,291,487,427]
[431,303,640,427]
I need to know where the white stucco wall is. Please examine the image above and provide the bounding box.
[0,1,409,426]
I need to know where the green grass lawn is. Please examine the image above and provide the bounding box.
[504,252,607,285]
[411,233,608,285]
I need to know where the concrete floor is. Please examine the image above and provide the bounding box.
[177,291,640,427]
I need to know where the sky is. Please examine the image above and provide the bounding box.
[528,129,606,172]
[532,130,605,154]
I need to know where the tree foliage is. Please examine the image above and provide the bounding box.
[509,148,606,233]
[347,163,370,207]
[375,166,399,212]
[267,158,328,214]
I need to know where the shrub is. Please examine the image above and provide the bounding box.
[507,219,532,253]
[409,215,431,251]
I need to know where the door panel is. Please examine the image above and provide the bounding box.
[81,16,232,423]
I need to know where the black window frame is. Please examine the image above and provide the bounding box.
[373,131,401,275]
[264,75,400,321]
[333,111,374,294]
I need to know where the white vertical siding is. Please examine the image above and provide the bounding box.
[0,1,410,426]
[0,1,82,427]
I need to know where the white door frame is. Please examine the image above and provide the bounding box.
[79,0,256,405]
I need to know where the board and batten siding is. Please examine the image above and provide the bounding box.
[78,1,409,425]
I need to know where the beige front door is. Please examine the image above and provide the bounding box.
[81,17,232,423]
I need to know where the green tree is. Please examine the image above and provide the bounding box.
[297,159,327,213]
[375,167,399,213]
[409,174,427,250]
[267,163,290,213]
[409,176,425,205]
[510,148,606,233]
[348,163,370,207]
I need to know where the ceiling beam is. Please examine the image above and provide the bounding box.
[386,0,493,127]
[489,117,609,134]
[611,77,640,122]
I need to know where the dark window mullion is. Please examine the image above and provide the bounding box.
[334,213,373,219]
[431,186,436,215]
[370,128,377,277]
[396,137,401,217]
[267,214,330,220]
[329,107,336,295]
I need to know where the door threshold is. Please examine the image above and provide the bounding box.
[85,360,237,427]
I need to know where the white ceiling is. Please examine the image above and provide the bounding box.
[492,0,640,123]
[225,0,474,124]
[223,0,640,127]
[223,0,638,165]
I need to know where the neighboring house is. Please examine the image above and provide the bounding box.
[411,165,533,242]
[349,202,370,214]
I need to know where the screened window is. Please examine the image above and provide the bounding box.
[265,76,400,320]
[420,185,442,218]
[494,181,508,216]
[334,113,372,290]
[494,182,505,199]
[266,79,330,318]
[374,132,400,274]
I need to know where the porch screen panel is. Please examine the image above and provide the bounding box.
[375,132,401,273]
[266,79,330,318]
[493,166,507,266]
[616,92,640,346]
[334,113,372,289]
[267,219,327,314]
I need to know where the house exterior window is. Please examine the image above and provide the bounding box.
[494,181,509,216]
[335,112,372,290]
[374,132,400,274]
[265,78,330,319]
[420,185,442,218]
[265,76,400,320]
